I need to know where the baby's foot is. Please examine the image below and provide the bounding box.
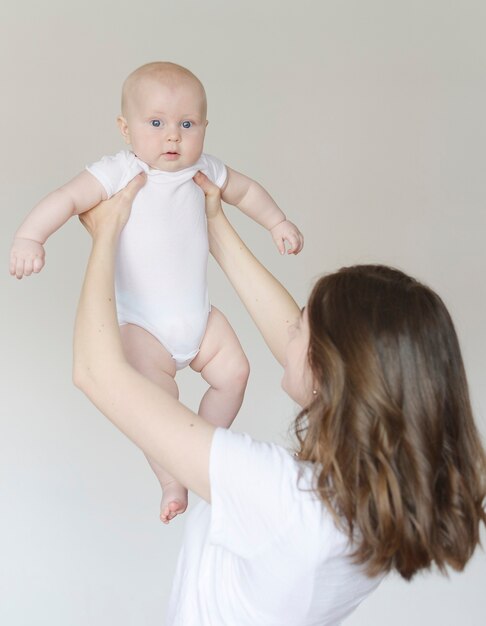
[160,481,188,524]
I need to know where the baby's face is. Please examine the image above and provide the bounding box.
[118,78,207,172]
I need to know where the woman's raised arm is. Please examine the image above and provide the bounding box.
[73,175,214,503]
[194,172,300,368]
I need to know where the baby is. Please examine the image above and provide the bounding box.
[9,62,304,523]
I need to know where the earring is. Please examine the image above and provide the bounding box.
[312,389,318,395]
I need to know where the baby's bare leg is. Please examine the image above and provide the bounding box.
[190,307,250,428]
[120,324,188,524]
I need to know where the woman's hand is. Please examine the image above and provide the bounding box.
[193,171,223,220]
[79,173,146,239]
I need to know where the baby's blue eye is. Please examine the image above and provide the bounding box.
[151,120,161,127]
[181,121,192,129]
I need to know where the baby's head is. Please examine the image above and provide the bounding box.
[117,62,208,172]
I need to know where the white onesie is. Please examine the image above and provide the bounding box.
[86,151,227,369]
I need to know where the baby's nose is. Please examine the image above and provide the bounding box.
[167,125,181,141]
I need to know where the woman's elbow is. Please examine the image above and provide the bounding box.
[73,357,127,395]
[72,361,93,392]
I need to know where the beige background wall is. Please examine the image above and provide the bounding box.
[1,1,485,624]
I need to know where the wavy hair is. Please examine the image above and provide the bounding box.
[294,265,486,580]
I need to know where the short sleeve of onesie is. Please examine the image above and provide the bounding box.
[198,153,228,188]
[86,150,144,199]
[209,427,305,559]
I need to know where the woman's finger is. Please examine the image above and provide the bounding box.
[120,172,147,201]
[193,171,220,197]
[78,173,146,237]
[193,171,223,219]
[78,212,91,232]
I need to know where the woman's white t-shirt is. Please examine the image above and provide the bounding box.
[166,428,383,625]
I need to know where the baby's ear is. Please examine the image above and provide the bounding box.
[117,116,131,144]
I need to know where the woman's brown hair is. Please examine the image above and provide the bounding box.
[295,265,486,580]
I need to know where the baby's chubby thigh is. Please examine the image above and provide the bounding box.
[119,323,178,398]
[190,306,250,404]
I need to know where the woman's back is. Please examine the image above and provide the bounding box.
[166,428,383,626]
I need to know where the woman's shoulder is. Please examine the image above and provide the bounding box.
[209,427,352,561]
[212,427,300,477]
[212,427,316,489]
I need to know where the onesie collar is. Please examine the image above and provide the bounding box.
[132,152,204,185]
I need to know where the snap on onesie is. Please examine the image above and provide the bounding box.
[86,151,227,370]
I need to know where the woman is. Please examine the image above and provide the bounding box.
[73,172,486,625]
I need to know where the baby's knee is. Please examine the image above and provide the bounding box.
[225,351,250,391]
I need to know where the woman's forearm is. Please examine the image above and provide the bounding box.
[73,227,125,376]
[208,209,300,367]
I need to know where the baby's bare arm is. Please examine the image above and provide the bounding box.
[15,170,107,244]
[222,167,285,230]
[221,167,304,255]
[10,171,106,279]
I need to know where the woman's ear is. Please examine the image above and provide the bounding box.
[117,116,131,144]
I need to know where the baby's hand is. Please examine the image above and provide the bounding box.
[270,220,304,255]
[9,237,45,279]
